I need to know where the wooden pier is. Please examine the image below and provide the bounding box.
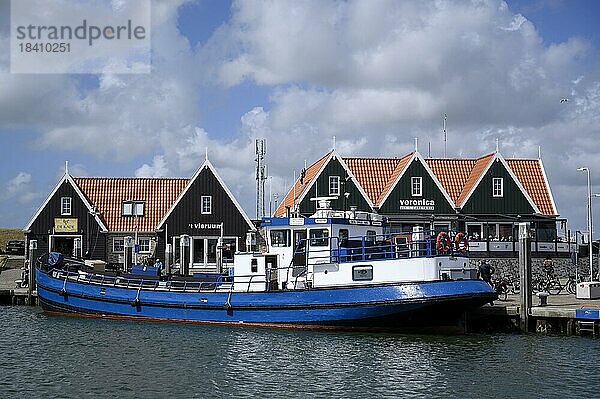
[468,292,600,336]
[0,267,37,305]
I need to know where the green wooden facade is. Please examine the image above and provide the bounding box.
[298,157,372,215]
[461,159,534,215]
[378,157,455,215]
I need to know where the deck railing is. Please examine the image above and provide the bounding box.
[290,230,468,268]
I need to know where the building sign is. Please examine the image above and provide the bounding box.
[398,199,435,211]
[54,218,78,233]
[188,222,222,230]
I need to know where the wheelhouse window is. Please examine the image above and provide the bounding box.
[201,196,212,214]
[61,197,72,215]
[411,177,422,197]
[366,230,377,244]
[113,237,124,253]
[122,201,144,216]
[138,238,151,253]
[329,176,340,196]
[270,230,291,247]
[309,229,329,247]
[492,178,504,197]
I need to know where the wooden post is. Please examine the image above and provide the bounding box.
[28,240,37,305]
[519,223,532,332]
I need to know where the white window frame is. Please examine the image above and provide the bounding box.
[201,196,212,214]
[138,238,151,253]
[113,237,125,253]
[329,176,340,196]
[61,197,72,216]
[411,177,422,197]
[122,201,145,216]
[492,177,504,197]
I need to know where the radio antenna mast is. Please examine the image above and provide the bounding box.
[443,113,447,158]
[255,138,267,219]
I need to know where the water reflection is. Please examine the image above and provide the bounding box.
[1,307,598,398]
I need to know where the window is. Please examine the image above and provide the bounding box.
[329,176,340,196]
[138,238,151,253]
[61,197,72,215]
[222,238,237,261]
[201,196,212,214]
[492,178,503,197]
[309,229,330,247]
[113,237,124,253]
[411,177,422,197]
[466,224,483,241]
[366,230,377,244]
[353,265,373,281]
[270,229,291,247]
[122,201,145,216]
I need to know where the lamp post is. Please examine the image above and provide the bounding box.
[577,167,593,281]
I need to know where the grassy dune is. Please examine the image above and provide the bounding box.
[0,228,24,254]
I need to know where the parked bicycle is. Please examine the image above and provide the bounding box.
[494,274,520,301]
[535,274,577,295]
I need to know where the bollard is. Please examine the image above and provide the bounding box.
[537,292,549,306]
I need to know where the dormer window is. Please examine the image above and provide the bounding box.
[329,176,340,196]
[122,201,144,216]
[492,178,504,197]
[411,177,422,197]
[61,197,72,215]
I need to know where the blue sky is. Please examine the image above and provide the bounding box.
[1,0,600,235]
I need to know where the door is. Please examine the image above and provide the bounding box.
[292,230,307,276]
[52,237,74,257]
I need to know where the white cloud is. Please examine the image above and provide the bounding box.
[3,172,40,204]
[135,155,169,177]
[1,0,600,230]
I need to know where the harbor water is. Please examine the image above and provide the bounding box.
[1,306,599,398]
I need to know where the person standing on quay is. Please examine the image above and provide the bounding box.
[478,259,495,287]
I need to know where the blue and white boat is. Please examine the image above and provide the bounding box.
[36,207,495,330]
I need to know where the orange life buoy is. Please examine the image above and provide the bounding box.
[436,231,451,254]
[454,232,468,253]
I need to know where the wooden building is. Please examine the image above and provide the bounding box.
[274,149,569,258]
[24,159,255,272]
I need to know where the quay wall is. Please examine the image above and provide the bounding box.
[469,256,599,280]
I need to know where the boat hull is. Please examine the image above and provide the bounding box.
[36,269,495,329]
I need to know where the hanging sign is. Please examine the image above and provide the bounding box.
[54,218,78,233]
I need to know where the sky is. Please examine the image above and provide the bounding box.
[1,0,600,235]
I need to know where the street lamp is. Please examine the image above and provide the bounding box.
[577,167,593,281]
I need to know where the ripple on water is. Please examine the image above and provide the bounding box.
[1,307,599,398]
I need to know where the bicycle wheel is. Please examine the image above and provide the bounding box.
[547,280,561,295]
[566,280,576,295]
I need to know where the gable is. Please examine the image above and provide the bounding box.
[274,151,332,216]
[160,164,253,235]
[461,158,535,214]
[378,157,455,214]
[298,157,372,215]
[27,179,103,233]
[507,159,556,216]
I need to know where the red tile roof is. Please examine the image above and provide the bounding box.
[74,177,189,232]
[455,153,495,207]
[375,152,414,205]
[343,156,409,205]
[507,159,556,215]
[274,151,332,217]
[278,151,557,216]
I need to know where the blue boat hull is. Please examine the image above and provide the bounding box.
[36,269,496,329]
